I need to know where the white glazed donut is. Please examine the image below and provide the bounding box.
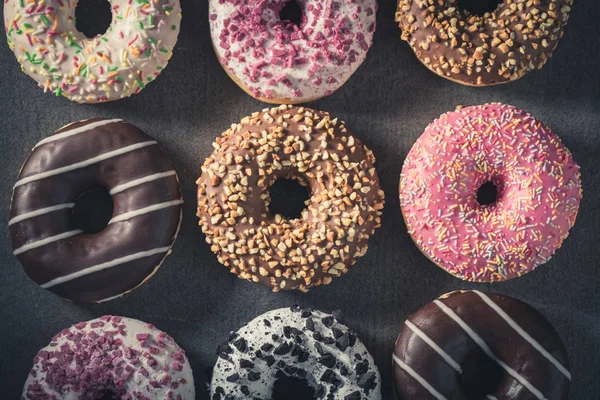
[4,0,181,103]
[211,306,382,399]
[208,0,377,103]
[22,315,195,399]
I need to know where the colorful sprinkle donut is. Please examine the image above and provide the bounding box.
[393,291,570,400]
[395,0,573,86]
[9,119,183,302]
[399,104,582,282]
[211,306,382,399]
[208,0,377,103]
[22,315,195,399]
[197,105,384,292]
[4,0,182,103]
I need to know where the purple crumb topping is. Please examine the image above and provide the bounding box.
[23,316,185,398]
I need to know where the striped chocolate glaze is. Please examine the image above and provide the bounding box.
[9,119,182,302]
[393,291,570,400]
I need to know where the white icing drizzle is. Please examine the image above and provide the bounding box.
[13,141,157,188]
[109,170,177,195]
[13,230,83,256]
[40,246,171,288]
[108,199,183,224]
[405,320,462,373]
[8,203,75,226]
[487,396,498,400]
[472,291,571,380]
[433,300,547,400]
[34,119,123,148]
[392,354,448,400]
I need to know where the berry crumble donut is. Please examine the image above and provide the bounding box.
[211,306,382,399]
[9,119,183,302]
[4,0,182,102]
[22,315,195,399]
[399,104,581,282]
[395,0,574,86]
[393,291,570,399]
[197,105,384,292]
[209,0,377,103]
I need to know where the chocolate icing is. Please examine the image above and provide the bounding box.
[9,119,182,302]
[196,105,385,292]
[393,291,570,400]
[395,0,573,86]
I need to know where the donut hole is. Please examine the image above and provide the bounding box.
[72,187,114,234]
[272,374,315,399]
[75,0,112,38]
[267,177,311,220]
[458,0,501,16]
[279,0,304,27]
[476,181,498,206]
[460,353,504,398]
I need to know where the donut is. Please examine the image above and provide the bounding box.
[22,315,195,399]
[208,0,377,103]
[9,119,183,302]
[211,306,382,399]
[392,291,570,400]
[395,0,573,86]
[399,104,581,282]
[196,105,385,292]
[3,0,182,103]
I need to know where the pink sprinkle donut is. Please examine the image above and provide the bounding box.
[208,0,377,103]
[399,104,582,282]
[22,315,195,399]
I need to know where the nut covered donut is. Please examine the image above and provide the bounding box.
[197,105,384,292]
[9,119,183,302]
[211,306,382,399]
[399,104,581,282]
[209,0,377,103]
[393,291,571,399]
[22,315,195,399]
[395,0,573,86]
[4,0,181,102]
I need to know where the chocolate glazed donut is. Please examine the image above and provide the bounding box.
[9,119,182,302]
[393,291,570,400]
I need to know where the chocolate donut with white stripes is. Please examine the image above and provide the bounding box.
[211,306,382,399]
[9,119,182,302]
[392,291,570,400]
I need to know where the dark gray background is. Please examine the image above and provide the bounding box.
[1,0,599,398]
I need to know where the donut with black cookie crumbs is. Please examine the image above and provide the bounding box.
[211,306,382,399]
[395,0,573,86]
[22,315,195,399]
[196,105,385,292]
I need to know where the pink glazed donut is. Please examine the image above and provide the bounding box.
[399,103,582,282]
[208,0,377,103]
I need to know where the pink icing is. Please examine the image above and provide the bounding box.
[209,0,377,101]
[21,316,194,399]
[400,104,582,282]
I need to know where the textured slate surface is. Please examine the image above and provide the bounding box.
[1,0,599,398]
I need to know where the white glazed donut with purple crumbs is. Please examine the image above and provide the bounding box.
[211,306,382,399]
[208,0,377,103]
[22,316,195,399]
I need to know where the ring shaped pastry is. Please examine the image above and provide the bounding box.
[393,291,570,400]
[209,0,377,103]
[4,0,181,102]
[9,119,182,302]
[395,0,573,86]
[197,105,385,292]
[399,104,581,282]
[211,306,382,399]
[22,315,195,399]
